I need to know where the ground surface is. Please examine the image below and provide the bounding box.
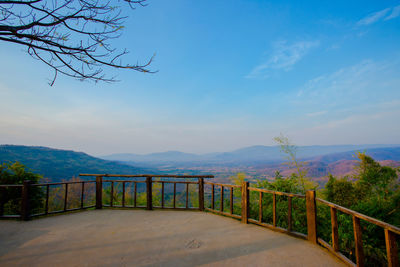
[0,210,344,267]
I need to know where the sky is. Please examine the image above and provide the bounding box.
[1,0,400,156]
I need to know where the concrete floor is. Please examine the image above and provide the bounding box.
[0,210,344,267]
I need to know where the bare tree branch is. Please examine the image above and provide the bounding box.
[0,0,155,85]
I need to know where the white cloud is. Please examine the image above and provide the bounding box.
[385,5,400,20]
[295,59,400,106]
[357,5,400,26]
[357,8,390,25]
[246,40,319,79]
[306,111,327,117]
[291,58,400,139]
[291,109,400,146]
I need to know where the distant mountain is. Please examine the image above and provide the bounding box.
[312,147,400,163]
[251,147,400,183]
[103,151,202,162]
[0,145,153,181]
[102,144,399,165]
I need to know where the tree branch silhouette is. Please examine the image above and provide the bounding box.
[0,0,155,85]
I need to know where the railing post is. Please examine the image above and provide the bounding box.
[64,183,68,211]
[110,181,114,207]
[161,181,164,209]
[331,207,339,252]
[211,184,215,209]
[0,188,5,216]
[95,176,103,209]
[288,196,292,232]
[385,229,399,267]
[353,216,365,267]
[306,190,317,243]
[272,193,277,227]
[230,187,233,215]
[220,186,224,212]
[259,191,263,223]
[21,180,32,221]
[198,178,204,211]
[146,176,152,210]
[241,181,249,224]
[122,181,126,207]
[80,182,84,209]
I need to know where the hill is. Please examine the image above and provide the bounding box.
[312,146,400,163]
[102,144,399,164]
[0,145,153,182]
[104,151,202,162]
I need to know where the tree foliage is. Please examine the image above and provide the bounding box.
[273,133,317,193]
[0,162,44,215]
[0,0,154,85]
[232,136,399,265]
[322,152,400,265]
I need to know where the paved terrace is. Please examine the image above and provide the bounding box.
[0,210,344,267]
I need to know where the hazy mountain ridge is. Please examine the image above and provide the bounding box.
[0,145,154,181]
[311,146,400,163]
[102,144,400,164]
[102,145,400,185]
[1,144,399,184]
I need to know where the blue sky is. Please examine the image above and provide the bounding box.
[1,0,400,155]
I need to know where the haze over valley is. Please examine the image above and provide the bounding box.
[2,144,399,185]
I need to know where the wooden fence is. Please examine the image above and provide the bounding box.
[0,174,399,267]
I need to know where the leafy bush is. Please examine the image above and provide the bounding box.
[0,162,44,215]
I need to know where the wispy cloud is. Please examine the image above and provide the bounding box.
[294,58,400,113]
[292,109,400,145]
[357,5,400,26]
[246,40,319,79]
[306,111,327,117]
[385,5,400,20]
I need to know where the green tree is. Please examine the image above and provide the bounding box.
[322,153,400,265]
[354,152,399,200]
[0,162,44,215]
[273,134,317,193]
[324,174,356,207]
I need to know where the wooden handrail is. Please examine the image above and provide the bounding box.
[0,184,23,187]
[80,174,214,178]
[102,180,146,183]
[32,181,96,186]
[153,180,198,184]
[2,177,399,267]
[316,198,400,235]
[204,182,241,188]
[317,197,400,266]
[248,187,305,198]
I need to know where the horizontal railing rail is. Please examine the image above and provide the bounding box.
[80,174,214,178]
[1,174,398,267]
[316,198,400,267]
[29,181,97,217]
[0,183,23,218]
[204,182,241,220]
[0,184,23,187]
[247,185,308,240]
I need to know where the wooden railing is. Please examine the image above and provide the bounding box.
[315,198,400,267]
[1,175,399,267]
[204,181,242,219]
[247,183,307,239]
[31,181,97,217]
[0,183,23,219]
[79,174,214,211]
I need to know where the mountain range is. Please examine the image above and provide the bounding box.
[102,144,400,165]
[0,145,153,181]
[102,145,400,185]
[1,144,399,184]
